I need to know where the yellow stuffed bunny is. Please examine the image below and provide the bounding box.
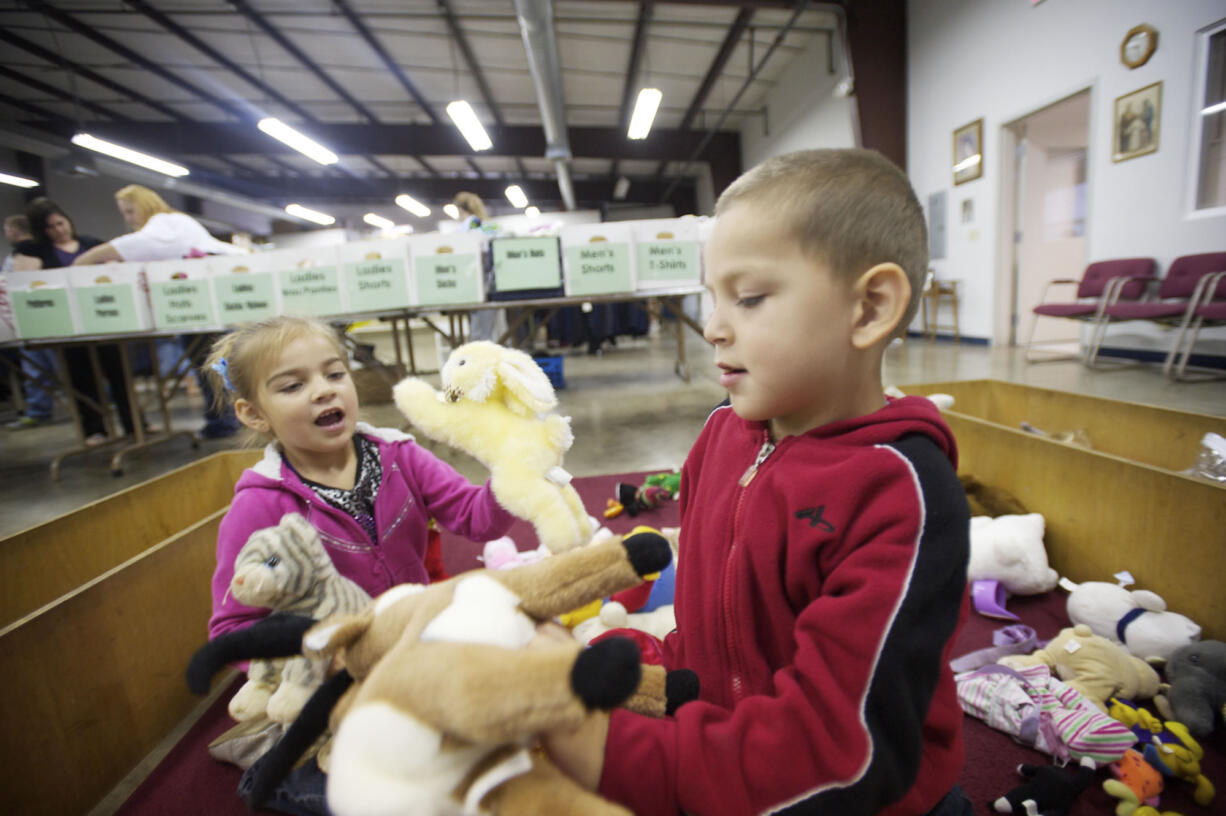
[393,341,593,553]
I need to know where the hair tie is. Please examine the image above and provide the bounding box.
[210,358,235,392]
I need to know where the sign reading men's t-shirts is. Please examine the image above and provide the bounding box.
[339,238,413,313]
[69,263,151,334]
[631,218,702,289]
[146,258,218,330]
[8,268,77,339]
[411,232,484,306]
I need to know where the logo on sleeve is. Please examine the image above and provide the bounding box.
[795,506,835,533]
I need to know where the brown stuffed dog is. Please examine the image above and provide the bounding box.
[302,530,681,816]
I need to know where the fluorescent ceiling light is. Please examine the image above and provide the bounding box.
[525,206,541,217]
[363,212,395,231]
[446,100,493,151]
[71,133,189,177]
[627,88,663,140]
[613,176,630,200]
[952,154,981,174]
[285,203,335,226]
[1202,100,1226,116]
[505,185,529,209]
[395,194,431,218]
[443,203,460,219]
[257,118,338,166]
[0,172,39,188]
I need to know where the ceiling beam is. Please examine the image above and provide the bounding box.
[609,0,654,181]
[331,0,439,123]
[0,64,127,123]
[26,121,740,163]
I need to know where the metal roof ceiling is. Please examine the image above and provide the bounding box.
[0,0,840,222]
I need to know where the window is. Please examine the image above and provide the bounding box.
[1193,20,1226,211]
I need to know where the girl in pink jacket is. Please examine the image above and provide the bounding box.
[205,315,515,640]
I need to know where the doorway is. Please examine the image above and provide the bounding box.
[997,89,1092,347]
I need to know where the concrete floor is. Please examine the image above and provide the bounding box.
[2,329,1224,539]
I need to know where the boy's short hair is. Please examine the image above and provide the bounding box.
[715,148,929,336]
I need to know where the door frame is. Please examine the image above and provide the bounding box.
[995,82,1096,347]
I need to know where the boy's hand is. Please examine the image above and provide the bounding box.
[529,621,610,790]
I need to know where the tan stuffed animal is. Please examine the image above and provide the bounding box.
[302,530,681,816]
[999,624,1162,711]
[394,341,594,553]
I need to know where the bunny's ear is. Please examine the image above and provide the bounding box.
[497,353,557,414]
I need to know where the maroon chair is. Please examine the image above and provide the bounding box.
[1024,257,1156,363]
[1168,264,1226,380]
[1084,252,1226,370]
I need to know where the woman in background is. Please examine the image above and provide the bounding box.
[75,185,244,439]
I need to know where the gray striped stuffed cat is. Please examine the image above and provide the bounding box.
[228,512,372,724]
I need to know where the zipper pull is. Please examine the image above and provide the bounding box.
[738,440,776,486]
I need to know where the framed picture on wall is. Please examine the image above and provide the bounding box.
[1113,81,1161,162]
[952,118,984,185]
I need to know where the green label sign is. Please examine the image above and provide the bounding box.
[492,238,561,291]
[214,273,277,322]
[279,266,343,317]
[75,284,142,334]
[150,279,215,328]
[566,243,633,295]
[636,241,700,283]
[344,257,410,313]
[414,253,482,306]
[13,288,74,338]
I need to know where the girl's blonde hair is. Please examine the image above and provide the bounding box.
[204,316,349,422]
[115,184,175,230]
[452,191,487,221]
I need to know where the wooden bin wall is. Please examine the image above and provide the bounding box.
[937,410,1225,641]
[901,379,1226,473]
[0,510,227,816]
[0,450,259,627]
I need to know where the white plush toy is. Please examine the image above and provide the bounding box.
[1060,575,1201,662]
[573,601,677,646]
[967,513,1058,596]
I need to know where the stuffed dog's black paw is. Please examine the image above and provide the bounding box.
[572,637,642,710]
[664,669,700,716]
[621,530,672,577]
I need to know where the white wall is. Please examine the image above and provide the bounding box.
[908,0,1226,355]
[741,30,858,170]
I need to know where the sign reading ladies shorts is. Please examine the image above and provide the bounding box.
[411,232,484,306]
[68,262,152,334]
[8,268,78,339]
[207,253,279,323]
[491,236,562,294]
[338,238,413,313]
[146,257,219,330]
[631,218,702,289]
[561,222,635,296]
[275,247,346,317]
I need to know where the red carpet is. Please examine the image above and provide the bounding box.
[115,475,1222,814]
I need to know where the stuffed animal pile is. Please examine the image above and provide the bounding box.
[1061,576,1202,662]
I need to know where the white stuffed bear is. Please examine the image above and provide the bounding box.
[1060,576,1201,662]
[967,513,1058,596]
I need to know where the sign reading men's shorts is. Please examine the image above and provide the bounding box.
[339,238,413,313]
[411,232,484,306]
[491,236,562,295]
[8,268,77,339]
[146,257,219,330]
[208,255,279,323]
[69,262,152,334]
[561,222,635,297]
[275,247,346,317]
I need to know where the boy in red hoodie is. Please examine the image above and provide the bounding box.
[540,149,973,816]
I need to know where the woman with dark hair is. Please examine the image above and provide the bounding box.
[12,198,140,445]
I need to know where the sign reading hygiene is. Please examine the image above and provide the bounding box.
[492,237,561,291]
[213,272,277,322]
[150,279,216,328]
[636,241,700,283]
[13,288,74,338]
[75,283,142,334]
[279,264,343,317]
[414,251,482,306]
[565,242,633,295]
[344,254,410,313]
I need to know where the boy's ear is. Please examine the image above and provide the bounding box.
[234,397,270,433]
[851,262,911,350]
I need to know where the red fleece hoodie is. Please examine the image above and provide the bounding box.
[599,396,970,816]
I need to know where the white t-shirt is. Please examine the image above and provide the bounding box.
[110,212,246,262]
